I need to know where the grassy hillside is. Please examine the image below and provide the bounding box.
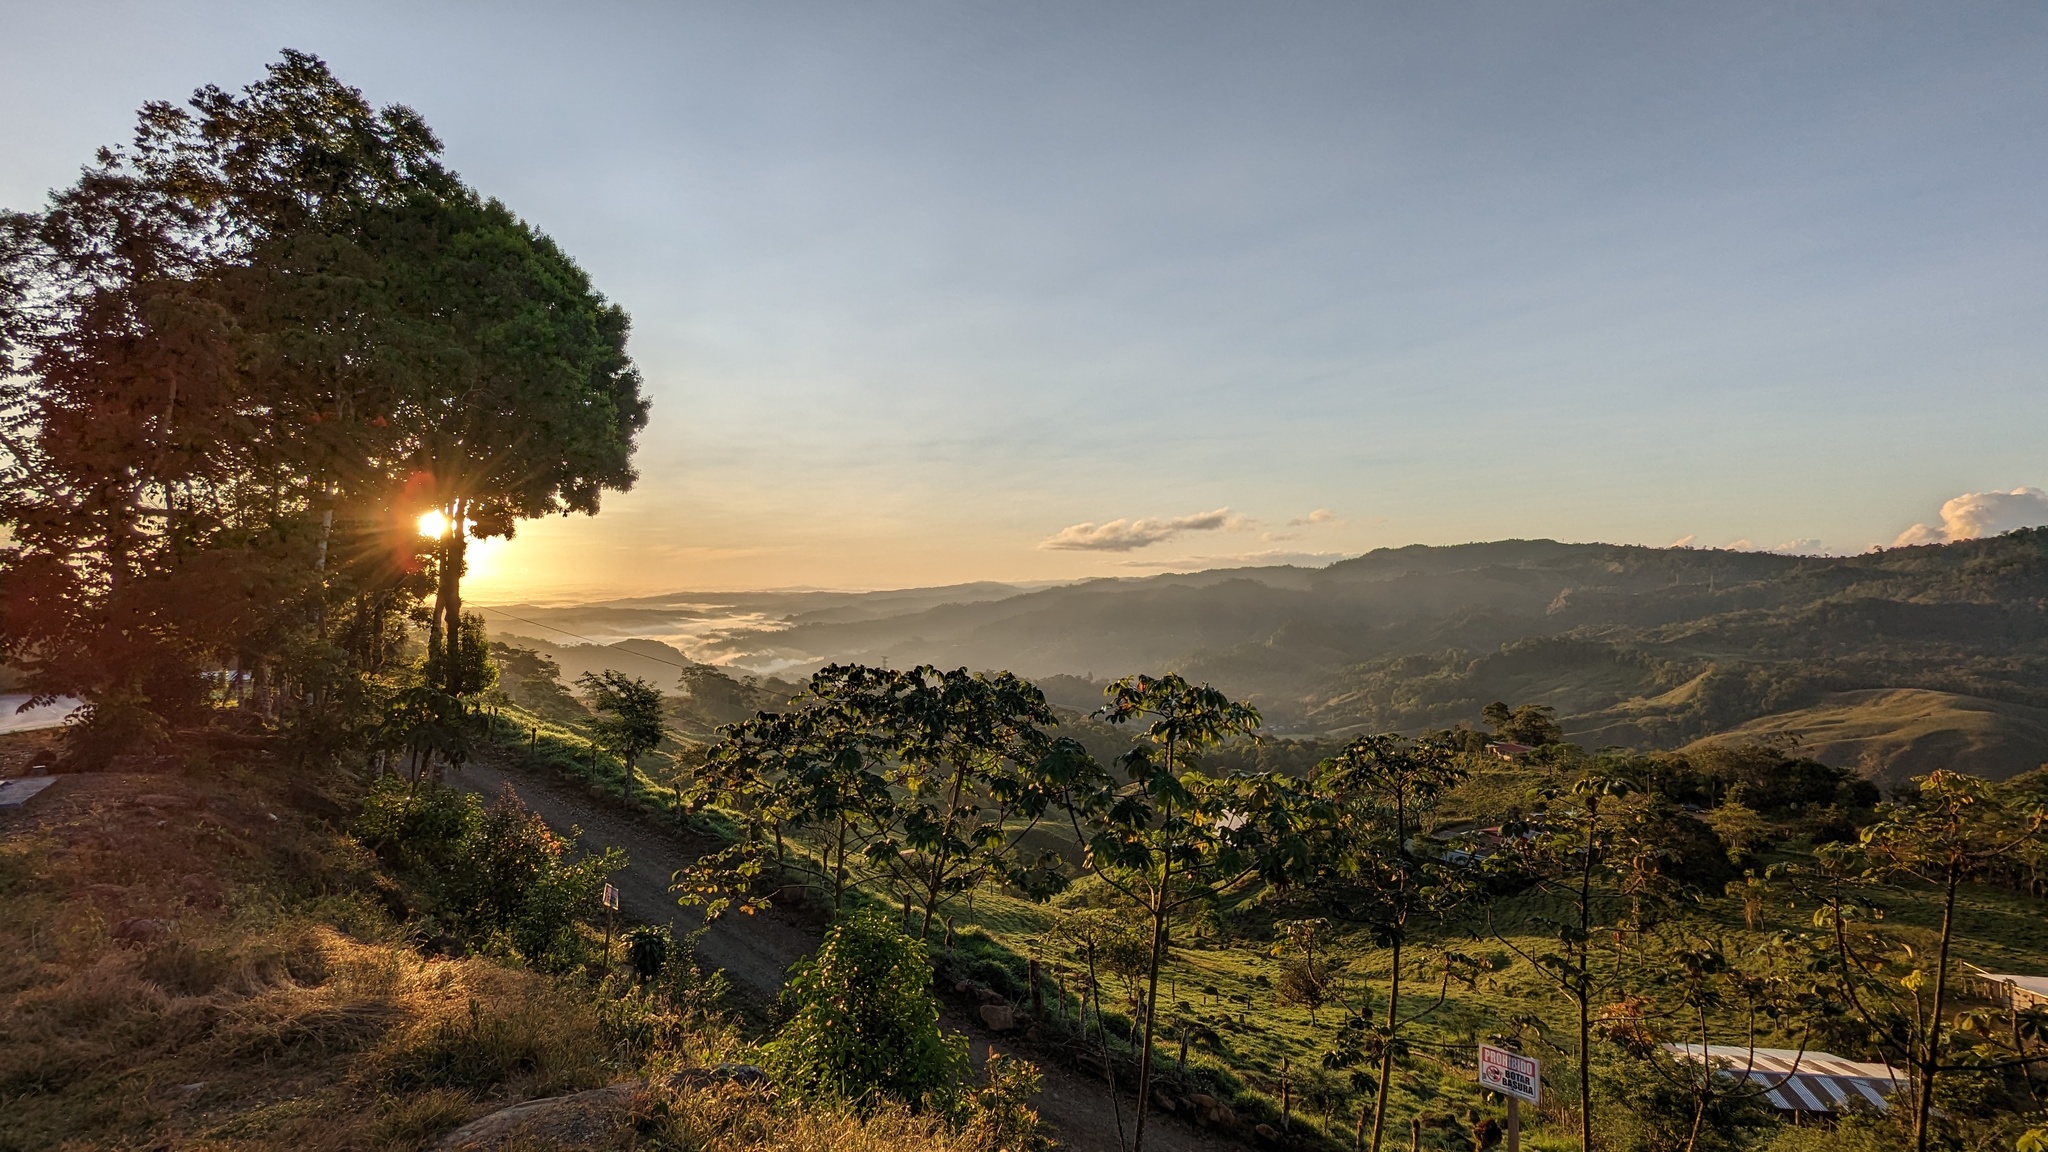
[1677,689,2048,784]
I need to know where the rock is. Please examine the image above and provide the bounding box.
[1187,1094,1237,1129]
[181,874,223,908]
[87,883,129,900]
[1152,1089,1179,1112]
[978,1003,1018,1032]
[976,984,1007,1004]
[1255,1123,1280,1141]
[665,1063,770,1091]
[112,918,167,947]
[436,1084,634,1150]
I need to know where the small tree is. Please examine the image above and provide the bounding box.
[579,670,665,797]
[1804,771,2047,1152]
[1078,673,1309,1152]
[1303,733,1469,1152]
[763,908,967,1108]
[1271,918,1337,1026]
[866,666,1066,939]
[1483,775,1663,1152]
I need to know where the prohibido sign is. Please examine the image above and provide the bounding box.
[1477,1043,1540,1103]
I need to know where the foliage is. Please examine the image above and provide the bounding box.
[1079,672,1310,1152]
[579,668,666,792]
[1300,732,1470,1150]
[764,909,969,1109]
[682,663,1076,928]
[1484,700,1565,746]
[357,777,623,968]
[1790,770,2048,1151]
[0,49,642,760]
[491,641,589,722]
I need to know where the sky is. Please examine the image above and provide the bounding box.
[5,2,2047,600]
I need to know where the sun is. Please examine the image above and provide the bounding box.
[417,510,449,538]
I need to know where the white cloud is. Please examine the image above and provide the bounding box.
[1040,507,1246,551]
[1893,487,2048,547]
[1285,508,1337,527]
[1670,534,1698,548]
[1724,538,1826,555]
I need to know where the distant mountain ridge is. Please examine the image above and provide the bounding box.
[485,532,2048,783]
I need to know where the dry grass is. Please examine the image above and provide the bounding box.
[0,759,618,1151]
[0,743,1041,1152]
[629,1083,1017,1152]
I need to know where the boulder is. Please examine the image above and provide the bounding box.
[978,1004,1018,1032]
[181,874,223,908]
[1255,1123,1280,1141]
[437,1084,634,1150]
[1186,1094,1237,1129]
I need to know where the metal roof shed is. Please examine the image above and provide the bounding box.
[1662,1045,1906,1117]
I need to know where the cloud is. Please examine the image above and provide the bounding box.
[1893,487,2048,547]
[1670,534,1698,548]
[1285,508,1338,527]
[1723,538,1826,555]
[1118,549,1348,570]
[1040,507,1245,551]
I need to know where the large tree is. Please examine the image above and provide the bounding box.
[0,50,645,757]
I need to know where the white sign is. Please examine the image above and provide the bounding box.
[602,883,620,911]
[1478,1044,1540,1104]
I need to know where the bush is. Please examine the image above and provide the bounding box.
[764,909,968,1109]
[356,778,623,969]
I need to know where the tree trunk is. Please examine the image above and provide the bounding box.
[1133,887,1168,1152]
[1914,867,1960,1152]
[1578,833,1595,1152]
[1371,932,1402,1151]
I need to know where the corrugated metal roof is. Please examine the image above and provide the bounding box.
[1966,964,2048,1001]
[1662,1045,1906,1114]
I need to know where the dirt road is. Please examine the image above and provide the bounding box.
[446,758,1241,1152]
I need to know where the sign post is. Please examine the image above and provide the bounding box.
[1477,1044,1540,1152]
[602,883,620,966]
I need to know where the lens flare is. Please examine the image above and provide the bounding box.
[417,510,449,538]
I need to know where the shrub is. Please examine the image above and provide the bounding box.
[763,909,967,1109]
[355,779,623,969]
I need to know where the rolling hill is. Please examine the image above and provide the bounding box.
[482,531,2048,782]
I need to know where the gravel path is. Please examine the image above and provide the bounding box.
[447,757,1241,1152]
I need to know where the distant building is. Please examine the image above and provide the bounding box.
[1663,1045,1905,1117]
[1486,741,1533,761]
[1965,964,2048,1010]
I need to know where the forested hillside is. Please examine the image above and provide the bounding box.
[507,532,2048,781]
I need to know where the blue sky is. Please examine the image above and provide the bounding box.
[5,2,2046,597]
